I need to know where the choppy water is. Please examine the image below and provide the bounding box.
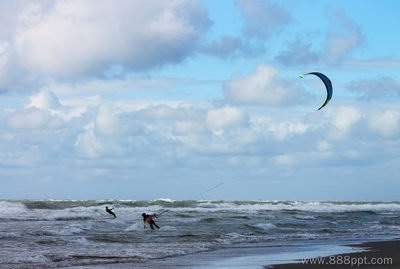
[1,200,400,268]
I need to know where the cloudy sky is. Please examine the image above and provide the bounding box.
[0,0,399,200]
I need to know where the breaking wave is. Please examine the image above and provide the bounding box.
[6,200,400,212]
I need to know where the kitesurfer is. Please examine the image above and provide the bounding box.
[106,206,117,218]
[142,213,160,230]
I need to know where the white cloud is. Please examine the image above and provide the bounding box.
[1,0,211,87]
[206,106,247,133]
[273,154,295,166]
[7,107,63,130]
[27,90,61,110]
[347,77,400,100]
[236,0,291,40]
[343,58,400,69]
[324,11,364,63]
[201,35,264,58]
[317,140,333,152]
[0,71,399,200]
[369,110,400,138]
[95,105,120,136]
[275,35,320,66]
[224,65,307,106]
[24,90,87,122]
[330,106,362,138]
[269,121,309,141]
[75,124,103,158]
[275,11,364,66]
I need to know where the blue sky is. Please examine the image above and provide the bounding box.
[0,0,399,200]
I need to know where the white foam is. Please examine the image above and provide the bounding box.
[124,222,143,231]
[0,232,20,239]
[217,232,264,245]
[0,201,28,218]
[293,232,320,239]
[185,201,400,213]
[44,207,99,221]
[160,225,177,231]
[294,215,316,220]
[176,217,201,224]
[74,237,90,245]
[58,224,86,235]
[387,225,400,230]
[255,223,276,230]
[153,198,175,203]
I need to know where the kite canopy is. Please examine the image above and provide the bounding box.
[301,72,333,110]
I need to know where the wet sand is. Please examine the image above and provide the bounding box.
[66,240,364,268]
[268,240,399,269]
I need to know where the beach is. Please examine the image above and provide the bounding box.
[67,240,399,269]
[269,240,399,269]
[64,240,400,269]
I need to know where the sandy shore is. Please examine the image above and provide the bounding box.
[268,240,399,269]
[66,239,397,268]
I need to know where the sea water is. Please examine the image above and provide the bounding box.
[0,200,399,267]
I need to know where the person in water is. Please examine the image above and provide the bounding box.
[142,213,160,230]
[105,206,117,218]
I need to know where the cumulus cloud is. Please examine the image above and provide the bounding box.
[1,90,400,198]
[75,123,107,158]
[6,90,64,129]
[223,65,308,106]
[324,11,364,63]
[95,105,121,136]
[343,58,400,69]
[347,77,400,100]
[275,36,320,66]
[275,11,364,66]
[368,110,400,138]
[206,106,247,133]
[26,89,87,121]
[330,106,362,138]
[0,0,211,88]
[267,121,309,141]
[236,0,291,40]
[27,90,61,110]
[201,35,264,58]
[7,107,63,129]
[317,140,333,152]
[273,154,295,166]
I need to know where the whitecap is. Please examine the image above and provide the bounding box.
[124,222,143,231]
[0,201,28,218]
[153,198,175,203]
[255,223,276,230]
[159,225,177,231]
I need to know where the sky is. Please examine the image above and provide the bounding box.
[0,0,399,200]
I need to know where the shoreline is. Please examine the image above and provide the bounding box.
[66,239,399,269]
[268,240,399,269]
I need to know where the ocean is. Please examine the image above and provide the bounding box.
[1,200,400,268]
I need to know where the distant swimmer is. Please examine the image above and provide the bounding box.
[106,206,117,218]
[142,213,160,230]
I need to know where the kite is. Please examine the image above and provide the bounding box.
[300,72,333,110]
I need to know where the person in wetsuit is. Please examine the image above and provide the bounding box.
[106,206,117,218]
[142,213,160,230]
